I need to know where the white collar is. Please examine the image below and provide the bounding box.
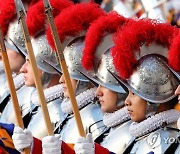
[31,84,64,106]
[103,107,130,128]
[129,109,180,137]
[13,73,25,90]
[61,87,97,114]
[177,117,180,130]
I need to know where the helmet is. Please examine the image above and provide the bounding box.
[46,3,106,79]
[25,0,74,74]
[63,36,91,81]
[120,54,179,103]
[111,18,180,104]
[31,35,59,74]
[81,13,130,92]
[5,20,26,55]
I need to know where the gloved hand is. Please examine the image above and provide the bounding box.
[74,133,95,154]
[42,134,62,154]
[12,126,33,153]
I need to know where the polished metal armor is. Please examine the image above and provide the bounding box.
[63,36,92,81]
[101,120,132,154]
[129,124,179,154]
[121,54,179,103]
[59,103,105,143]
[31,35,59,74]
[0,85,36,125]
[92,49,126,93]
[28,98,67,140]
[5,19,26,53]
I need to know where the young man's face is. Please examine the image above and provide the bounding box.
[20,58,42,87]
[96,85,118,113]
[125,90,147,122]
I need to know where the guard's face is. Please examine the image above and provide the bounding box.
[20,58,42,87]
[7,48,25,73]
[125,90,147,122]
[96,85,118,113]
[59,74,78,98]
[175,85,180,103]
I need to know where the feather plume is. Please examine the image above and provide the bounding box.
[26,0,73,37]
[111,19,178,79]
[46,3,106,50]
[82,12,131,70]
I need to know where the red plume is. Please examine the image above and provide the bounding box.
[46,3,106,50]
[0,0,41,36]
[82,12,132,70]
[26,0,74,37]
[0,0,16,35]
[169,30,180,72]
[111,19,179,79]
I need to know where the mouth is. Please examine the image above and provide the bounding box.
[127,109,133,115]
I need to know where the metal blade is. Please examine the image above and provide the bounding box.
[14,0,26,18]
[43,0,52,9]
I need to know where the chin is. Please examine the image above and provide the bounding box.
[63,92,69,98]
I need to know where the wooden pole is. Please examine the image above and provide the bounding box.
[44,0,85,137]
[15,0,54,136]
[0,27,30,154]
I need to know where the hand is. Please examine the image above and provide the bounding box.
[42,134,62,154]
[74,133,94,154]
[12,126,33,153]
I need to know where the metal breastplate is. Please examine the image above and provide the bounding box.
[129,124,179,154]
[0,81,9,105]
[59,103,105,144]
[175,144,180,154]
[28,98,67,140]
[100,120,132,154]
[0,86,36,125]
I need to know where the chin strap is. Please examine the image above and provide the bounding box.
[145,101,160,118]
[75,80,91,96]
[41,72,53,88]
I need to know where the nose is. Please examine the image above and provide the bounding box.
[59,74,65,84]
[175,85,180,96]
[125,94,131,107]
[20,61,27,73]
[95,85,103,97]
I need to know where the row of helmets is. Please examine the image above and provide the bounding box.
[0,0,179,105]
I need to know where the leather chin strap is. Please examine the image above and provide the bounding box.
[75,80,91,96]
[116,93,128,109]
[145,101,160,118]
[41,72,53,88]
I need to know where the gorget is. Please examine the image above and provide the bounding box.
[103,106,130,128]
[129,109,180,137]
[31,84,64,106]
[61,87,97,114]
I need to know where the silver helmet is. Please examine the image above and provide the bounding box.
[63,36,94,81]
[120,54,179,104]
[5,19,26,55]
[92,49,126,93]
[83,34,126,93]
[31,34,60,74]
